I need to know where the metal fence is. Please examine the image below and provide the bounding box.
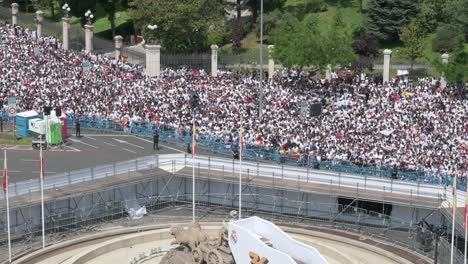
[0,191,456,264]
[61,115,464,191]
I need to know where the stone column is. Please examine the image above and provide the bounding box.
[114,35,123,60]
[440,53,450,88]
[325,64,332,81]
[36,11,43,38]
[268,45,275,79]
[146,44,161,77]
[383,49,392,84]
[84,24,94,53]
[62,17,70,50]
[11,3,19,26]
[211,44,218,77]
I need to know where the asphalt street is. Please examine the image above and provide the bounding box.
[1,134,183,183]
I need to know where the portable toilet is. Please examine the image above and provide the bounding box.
[16,110,39,137]
[59,115,67,138]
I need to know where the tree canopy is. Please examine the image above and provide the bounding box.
[366,0,419,41]
[128,0,225,53]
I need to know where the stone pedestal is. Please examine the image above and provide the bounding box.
[268,45,275,79]
[383,49,392,84]
[62,17,70,50]
[11,3,19,26]
[440,53,450,88]
[114,35,123,60]
[36,11,43,38]
[146,44,161,77]
[85,24,94,53]
[211,45,218,77]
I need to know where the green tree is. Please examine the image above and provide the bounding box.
[434,50,468,83]
[432,25,464,53]
[366,0,419,41]
[67,0,97,25]
[98,0,120,38]
[444,0,468,39]
[270,14,325,68]
[414,0,448,34]
[271,10,355,69]
[128,0,225,53]
[323,8,356,68]
[399,20,425,72]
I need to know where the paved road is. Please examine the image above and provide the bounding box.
[1,134,182,183]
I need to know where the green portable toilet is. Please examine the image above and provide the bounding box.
[48,122,62,145]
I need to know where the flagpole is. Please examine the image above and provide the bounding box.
[464,186,467,264]
[239,119,242,220]
[4,149,12,263]
[40,136,45,248]
[192,112,195,222]
[451,176,457,264]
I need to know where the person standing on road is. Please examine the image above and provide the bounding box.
[75,119,81,137]
[153,129,159,150]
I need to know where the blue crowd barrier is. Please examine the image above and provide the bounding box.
[64,115,465,191]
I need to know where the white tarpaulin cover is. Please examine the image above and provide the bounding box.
[397,70,409,76]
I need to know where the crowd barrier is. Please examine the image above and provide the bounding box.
[62,115,465,191]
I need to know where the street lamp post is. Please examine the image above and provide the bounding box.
[147,24,158,45]
[62,3,71,50]
[84,10,94,52]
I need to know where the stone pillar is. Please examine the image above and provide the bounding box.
[211,44,218,77]
[440,53,450,88]
[11,3,19,26]
[62,17,70,50]
[114,35,123,60]
[36,11,43,38]
[383,49,392,84]
[268,45,275,79]
[85,24,94,53]
[146,44,161,77]
[325,64,332,81]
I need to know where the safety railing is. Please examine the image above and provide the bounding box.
[64,115,464,190]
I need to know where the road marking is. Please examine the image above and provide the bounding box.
[8,170,22,173]
[104,142,117,147]
[86,136,97,141]
[69,138,99,149]
[122,148,137,154]
[33,171,57,174]
[20,159,38,162]
[112,138,145,149]
[65,146,81,152]
[133,136,184,153]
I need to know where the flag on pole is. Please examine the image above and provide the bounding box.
[192,114,197,158]
[2,149,7,193]
[3,150,7,193]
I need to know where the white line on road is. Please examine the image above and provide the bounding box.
[122,148,137,154]
[103,142,117,147]
[20,159,38,162]
[65,146,81,152]
[112,138,145,149]
[8,170,22,173]
[133,136,184,153]
[86,136,97,141]
[69,138,99,149]
[32,171,57,174]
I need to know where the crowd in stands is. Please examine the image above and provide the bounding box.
[0,23,467,183]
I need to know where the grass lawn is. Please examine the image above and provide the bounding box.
[0,133,32,146]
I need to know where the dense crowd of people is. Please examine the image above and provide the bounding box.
[1,23,467,182]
